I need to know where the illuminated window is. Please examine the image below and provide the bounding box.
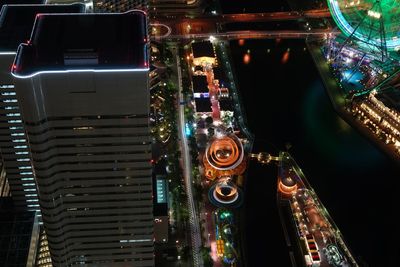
[12,139,27,143]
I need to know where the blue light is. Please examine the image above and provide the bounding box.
[185,123,191,136]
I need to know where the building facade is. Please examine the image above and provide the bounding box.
[12,11,154,266]
[93,0,147,12]
[0,4,85,212]
[0,197,40,267]
[35,228,52,267]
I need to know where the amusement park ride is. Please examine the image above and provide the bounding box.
[204,128,246,207]
[325,0,400,95]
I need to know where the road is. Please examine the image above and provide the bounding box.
[175,51,204,267]
[150,8,332,40]
[152,29,338,40]
[153,8,331,24]
[220,8,331,22]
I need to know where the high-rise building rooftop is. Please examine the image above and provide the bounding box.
[11,10,154,266]
[0,3,85,212]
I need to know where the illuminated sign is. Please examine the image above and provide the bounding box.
[156,179,167,204]
[194,92,210,98]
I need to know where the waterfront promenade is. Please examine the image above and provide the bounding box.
[307,41,400,162]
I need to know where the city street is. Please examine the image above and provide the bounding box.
[175,47,204,267]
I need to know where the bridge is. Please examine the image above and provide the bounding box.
[150,8,333,40]
[250,152,280,164]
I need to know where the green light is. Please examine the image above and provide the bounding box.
[223,212,231,218]
[327,0,400,51]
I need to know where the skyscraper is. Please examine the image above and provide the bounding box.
[0,4,85,212]
[11,11,154,266]
[0,197,40,267]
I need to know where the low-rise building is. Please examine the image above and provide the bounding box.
[194,97,212,114]
[191,41,216,66]
[192,75,209,98]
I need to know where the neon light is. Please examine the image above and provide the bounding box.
[27,9,147,42]
[12,68,149,79]
[12,10,149,79]
[29,9,147,19]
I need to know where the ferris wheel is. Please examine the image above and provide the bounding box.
[327,0,400,52]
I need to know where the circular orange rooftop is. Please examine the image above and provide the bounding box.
[278,176,297,195]
[205,134,244,171]
[213,177,239,204]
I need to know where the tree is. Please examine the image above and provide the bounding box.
[180,206,189,221]
[200,247,213,267]
[180,245,190,260]
[166,81,177,93]
[193,183,203,202]
[205,116,213,126]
